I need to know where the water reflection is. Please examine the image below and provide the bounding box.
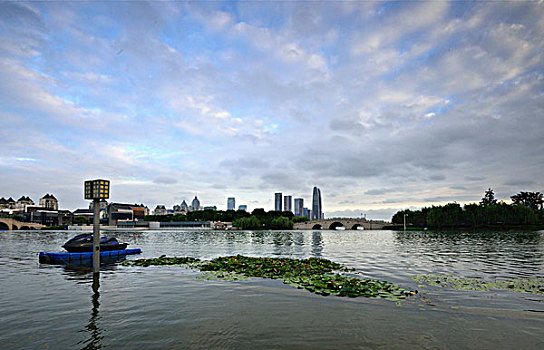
[311,231,323,257]
[393,230,544,278]
[78,274,103,349]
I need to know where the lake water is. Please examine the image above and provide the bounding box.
[1,229,543,349]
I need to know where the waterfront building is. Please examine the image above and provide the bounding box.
[294,198,304,217]
[16,196,34,210]
[311,187,322,220]
[39,194,58,211]
[181,200,188,212]
[154,205,167,215]
[131,204,147,220]
[73,208,94,223]
[284,195,292,212]
[275,193,282,211]
[30,210,59,226]
[88,199,108,210]
[0,197,17,209]
[58,210,73,226]
[191,196,201,211]
[107,203,134,226]
[238,205,247,211]
[227,197,235,210]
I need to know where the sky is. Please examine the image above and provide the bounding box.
[0,1,543,220]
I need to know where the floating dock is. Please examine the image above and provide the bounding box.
[39,249,142,265]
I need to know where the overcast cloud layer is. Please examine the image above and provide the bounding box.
[1,1,543,220]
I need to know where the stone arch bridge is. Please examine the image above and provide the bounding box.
[293,219,386,230]
[0,218,44,231]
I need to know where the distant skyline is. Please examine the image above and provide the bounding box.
[1,2,543,220]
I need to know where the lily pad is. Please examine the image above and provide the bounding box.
[122,254,417,300]
[413,274,544,295]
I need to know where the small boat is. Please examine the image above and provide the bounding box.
[335,226,346,231]
[39,248,141,265]
[62,233,128,253]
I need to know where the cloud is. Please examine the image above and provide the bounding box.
[0,1,542,214]
[153,177,178,185]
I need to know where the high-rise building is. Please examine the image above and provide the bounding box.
[311,187,322,220]
[294,198,304,217]
[274,192,282,211]
[284,195,292,212]
[238,205,247,211]
[303,208,311,219]
[227,197,235,210]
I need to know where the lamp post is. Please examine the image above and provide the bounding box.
[403,213,408,231]
[84,179,110,274]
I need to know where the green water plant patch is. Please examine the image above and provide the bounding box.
[123,254,417,300]
[122,255,200,267]
[413,274,544,295]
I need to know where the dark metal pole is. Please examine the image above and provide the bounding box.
[93,198,100,274]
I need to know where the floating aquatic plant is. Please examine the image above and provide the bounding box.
[413,274,544,295]
[123,254,416,300]
[122,255,200,267]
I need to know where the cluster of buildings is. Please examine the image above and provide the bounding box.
[153,195,228,215]
[75,201,151,226]
[274,186,323,220]
[0,193,153,227]
[0,194,72,226]
[226,197,247,211]
[153,196,249,216]
[151,186,324,221]
[1,186,325,228]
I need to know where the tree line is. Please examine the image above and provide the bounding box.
[392,189,544,229]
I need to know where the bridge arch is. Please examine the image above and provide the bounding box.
[351,224,364,230]
[0,221,10,230]
[312,224,322,230]
[328,222,344,230]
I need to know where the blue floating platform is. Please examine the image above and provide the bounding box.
[39,249,142,265]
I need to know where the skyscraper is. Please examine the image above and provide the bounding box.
[227,197,235,210]
[275,192,282,211]
[284,195,292,212]
[294,198,304,217]
[311,187,322,220]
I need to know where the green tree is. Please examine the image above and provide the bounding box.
[480,188,497,206]
[292,216,309,223]
[74,215,88,224]
[510,191,543,211]
[270,216,293,229]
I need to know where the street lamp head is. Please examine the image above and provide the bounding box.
[84,179,110,200]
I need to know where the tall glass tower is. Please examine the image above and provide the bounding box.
[311,187,322,220]
[294,198,303,217]
[227,197,235,210]
[274,193,282,211]
[284,195,292,212]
